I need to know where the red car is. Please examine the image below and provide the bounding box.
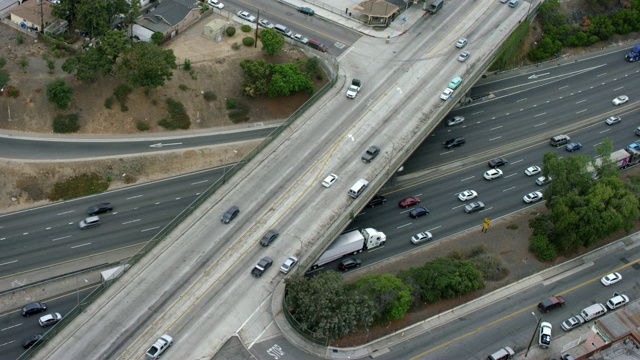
[399,196,420,208]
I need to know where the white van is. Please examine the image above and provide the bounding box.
[274,24,293,37]
[348,179,369,199]
[487,346,515,360]
[428,0,443,13]
[580,303,607,321]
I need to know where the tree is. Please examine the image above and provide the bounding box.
[46,78,74,110]
[74,0,133,38]
[259,28,285,56]
[62,30,129,82]
[267,63,314,98]
[285,272,376,340]
[117,42,177,93]
[100,30,130,62]
[52,0,82,24]
[151,32,164,45]
[240,59,271,97]
[352,274,413,321]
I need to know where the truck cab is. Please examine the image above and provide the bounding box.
[346,79,361,99]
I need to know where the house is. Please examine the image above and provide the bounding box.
[9,0,55,32]
[133,0,201,42]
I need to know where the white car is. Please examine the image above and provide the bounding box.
[606,293,629,310]
[612,95,629,105]
[601,272,622,286]
[411,231,433,244]
[524,166,541,176]
[280,256,298,274]
[258,19,274,29]
[145,334,173,360]
[457,51,470,62]
[207,0,224,9]
[458,190,477,201]
[605,116,622,125]
[447,116,464,126]
[292,33,309,45]
[561,315,584,331]
[523,191,543,203]
[440,88,454,100]
[455,38,468,48]
[538,322,552,348]
[321,174,338,188]
[483,168,503,180]
[237,11,256,22]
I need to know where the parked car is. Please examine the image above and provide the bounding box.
[606,293,630,309]
[411,231,433,244]
[292,33,309,45]
[207,0,224,9]
[523,191,543,203]
[38,312,62,327]
[446,116,464,126]
[457,190,477,201]
[399,196,420,208]
[524,166,541,176]
[280,256,298,274]
[457,51,470,62]
[483,168,503,180]
[367,195,386,207]
[322,174,338,188]
[338,257,361,271]
[440,88,454,100]
[86,202,113,216]
[260,229,279,246]
[488,157,508,168]
[22,302,47,316]
[561,314,585,331]
[601,272,622,286]
[21,334,44,349]
[237,11,256,22]
[221,206,239,224]
[538,322,552,348]
[409,206,429,218]
[605,116,622,125]
[298,6,315,15]
[565,142,583,152]
[612,95,629,105]
[455,38,467,48]
[258,19,274,28]
[145,334,173,359]
[464,201,485,213]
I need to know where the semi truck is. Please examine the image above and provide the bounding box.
[587,147,640,179]
[626,43,640,62]
[311,228,386,269]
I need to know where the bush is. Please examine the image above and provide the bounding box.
[52,113,81,133]
[178,84,189,91]
[16,34,24,45]
[136,120,150,131]
[183,59,191,71]
[48,172,109,201]
[0,56,6,68]
[104,96,114,109]
[231,42,241,50]
[529,233,557,261]
[226,26,236,37]
[242,37,255,46]
[241,25,252,32]
[7,87,19,98]
[202,90,216,101]
[159,98,191,130]
[506,224,518,230]
[114,84,133,104]
[472,254,509,281]
[227,101,250,123]
[226,98,237,109]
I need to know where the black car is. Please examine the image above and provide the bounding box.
[298,6,315,15]
[338,257,361,271]
[361,145,381,163]
[444,136,465,149]
[464,201,485,214]
[86,202,113,216]
[565,142,583,152]
[21,334,43,349]
[221,206,239,224]
[22,302,47,317]
[259,229,279,246]
[409,206,429,218]
[367,195,386,207]
[488,157,508,168]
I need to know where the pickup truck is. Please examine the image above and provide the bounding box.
[251,256,273,277]
[346,79,361,99]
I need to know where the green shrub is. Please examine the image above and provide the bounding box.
[226,98,237,109]
[0,56,6,68]
[241,25,251,32]
[467,244,487,258]
[16,34,24,45]
[529,233,557,261]
[136,120,150,131]
[242,37,255,46]
[447,249,464,260]
[227,100,249,123]
[47,59,55,72]
[52,113,81,133]
[159,98,191,130]
[7,87,19,98]
[203,90,216,101]
[231,42,241,50]
[178,84,189,91]
[104,96,114,109]
[120,104,129,112]
[114,84,133,104]
[226,26,236,37]
[48,172,109,201]
[183,59,191,71]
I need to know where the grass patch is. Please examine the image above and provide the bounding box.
[49,172,109,201]
[159,98,191,130]
[226,98,250,123]
[506,224,519,230]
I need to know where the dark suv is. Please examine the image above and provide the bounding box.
[221,206,239,224]
[444,136,465,149]
[338,258,361,271]
[22,302,47,317]
[367,195,386,207]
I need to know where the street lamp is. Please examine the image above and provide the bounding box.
[525,311,542,357]
[223,147,237,184]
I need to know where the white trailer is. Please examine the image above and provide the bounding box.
[311,228,386,269]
